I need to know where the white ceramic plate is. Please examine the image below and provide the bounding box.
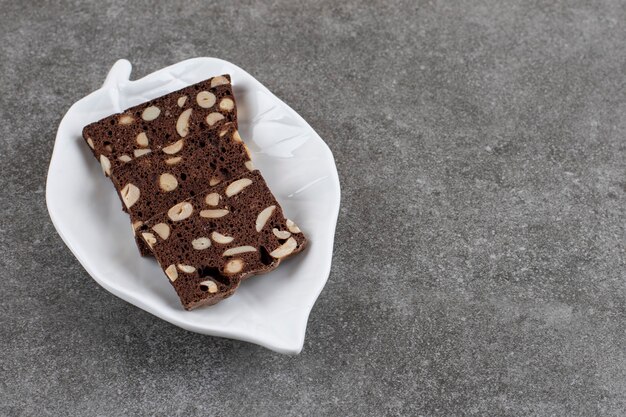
[46,58,340,354]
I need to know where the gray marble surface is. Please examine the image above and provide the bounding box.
[2,1,626,416]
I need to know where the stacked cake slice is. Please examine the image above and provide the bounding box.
[139,171,306,309]
[82,74,306,309]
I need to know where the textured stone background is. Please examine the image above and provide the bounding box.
[1,1,626,416]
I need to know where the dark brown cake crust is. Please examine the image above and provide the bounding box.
[83,74,237,177]
[139,171,307,310]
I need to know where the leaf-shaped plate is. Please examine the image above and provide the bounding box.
[46,58,340,354]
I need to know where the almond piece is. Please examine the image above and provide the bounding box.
[192,237,211,250]
[159,173,178,192]
[118,154,132,162]
[225,178,253,197]
[165,156,182,165]
[200,209,229,218]
[132,221,143,231]
[210,75,230,87]
[245,160,255,171]
[121,183,140,208]
[255,206,276,232]
[152,223,170,240]
[243,144,251,159]
[176,108,193,137]
[119,114,134,125]
[162,139,184,155]
[87,137,95,149]
[177,95,188,107]
[196,91,217,108]
[199,280,218,293]
[205,193,220,206]
[273,228,291,239]
[286,219,301,234]
[134,148,151,157]
[223,246,257,256]
[141,232,157,249]
[224,259,244,274]
[209,177,221,186]
[205,112,225,126]
[232,130,242,142]
[219,98,234,111]
[104,144,113,153]
[270,237,297,258]
[136,132,149,147]
[165,264,178,282]
[100,155,111,176]
[177,264,196,273]
[211,232,234,244]
[142,106,161,121]
[168,202,193,221]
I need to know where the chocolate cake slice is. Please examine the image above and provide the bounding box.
[82,74,237,177]
[138,171,307,310]
[111,123,255,256]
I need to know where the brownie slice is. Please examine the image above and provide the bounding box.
[111,123,255,256]
[138,171,307,310]
[83,74,237,177]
